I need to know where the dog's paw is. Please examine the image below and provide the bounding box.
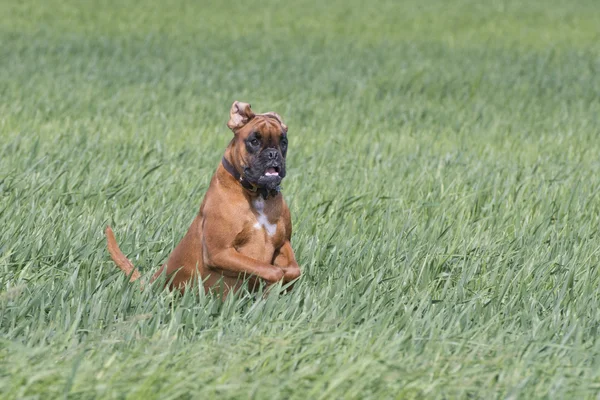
[263,267,285,283]
[281,266,301,283]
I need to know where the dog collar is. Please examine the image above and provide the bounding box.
[221,156,280,199]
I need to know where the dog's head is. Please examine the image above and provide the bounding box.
[227,101,288,192]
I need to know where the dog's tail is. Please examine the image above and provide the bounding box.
[105,226,141,282]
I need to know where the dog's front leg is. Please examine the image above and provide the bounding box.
[207,248,285,284]
[273,241,301,289]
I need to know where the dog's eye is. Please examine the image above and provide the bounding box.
[250,138,260,146]
[280,138,287,151]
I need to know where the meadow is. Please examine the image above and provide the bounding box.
[1,0,600,398]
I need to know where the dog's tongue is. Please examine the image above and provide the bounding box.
[265,167,278,176]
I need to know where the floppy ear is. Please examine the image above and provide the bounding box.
[261,112,288,134]
[227,101,256,131]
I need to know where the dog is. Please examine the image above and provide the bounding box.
[105,101,301,296]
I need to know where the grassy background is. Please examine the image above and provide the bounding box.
[1,0,600,398]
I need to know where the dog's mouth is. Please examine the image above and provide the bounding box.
[264,166,280,177]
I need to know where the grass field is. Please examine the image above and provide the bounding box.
[1,0,600,398]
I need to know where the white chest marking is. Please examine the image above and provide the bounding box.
[252,198,277,237]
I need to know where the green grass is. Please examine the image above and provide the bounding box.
[1,0,600,398]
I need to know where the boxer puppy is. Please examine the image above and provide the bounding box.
[105,101,301,297]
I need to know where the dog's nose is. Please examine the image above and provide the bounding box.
[267,149,278,160]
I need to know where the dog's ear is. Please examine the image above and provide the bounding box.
[227,101,256,131]
[261,112,288,134]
